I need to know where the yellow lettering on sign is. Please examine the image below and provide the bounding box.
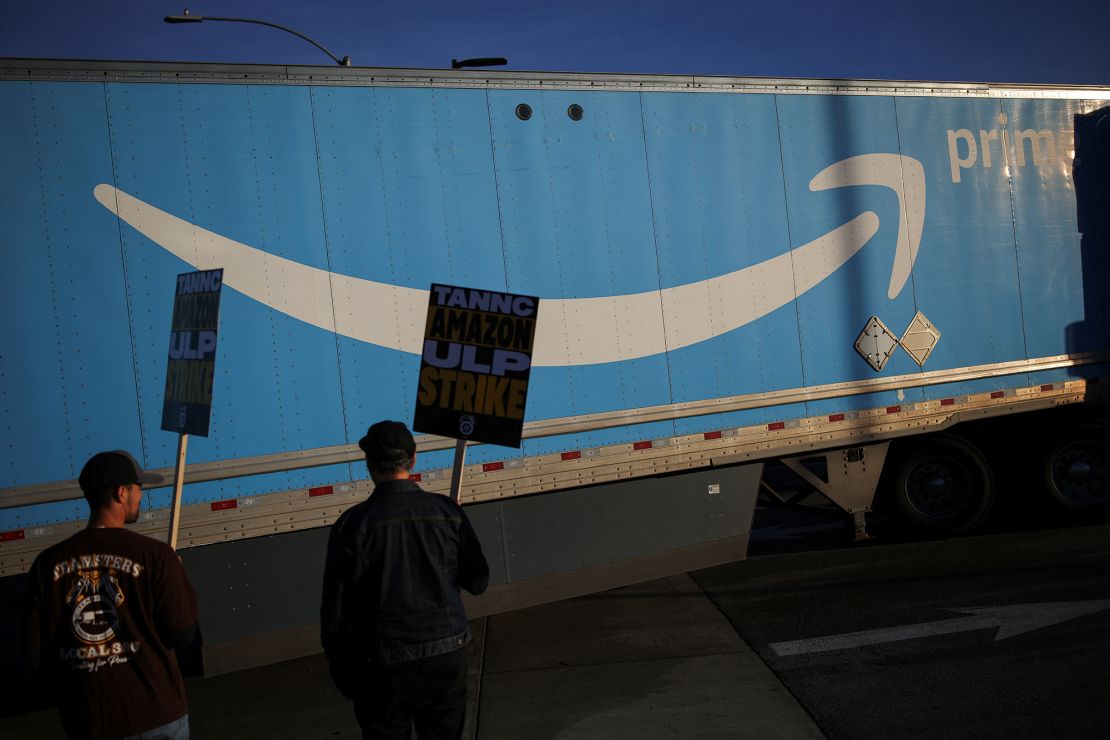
[418,367,529,420]
[165,360,215,405]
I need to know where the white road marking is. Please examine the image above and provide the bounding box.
[769,599,1110,656]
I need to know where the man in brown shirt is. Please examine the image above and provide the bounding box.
[23,451,201,740]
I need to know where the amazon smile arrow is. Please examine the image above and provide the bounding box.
[93,153,924,367]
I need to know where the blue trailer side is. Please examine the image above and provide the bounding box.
[1,60,1108,673]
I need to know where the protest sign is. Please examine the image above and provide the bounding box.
[414,283,539,448]
[161,269,223,437]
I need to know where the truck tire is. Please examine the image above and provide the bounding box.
[887,435,995,536]
[1041,435,1110,517]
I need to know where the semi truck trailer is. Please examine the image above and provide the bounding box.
[1,58,1107,672]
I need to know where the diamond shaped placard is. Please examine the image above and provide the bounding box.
[854,316,898,372]
[899,311,941,366]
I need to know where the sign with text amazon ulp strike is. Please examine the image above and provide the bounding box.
[161,269,223,437]
[414,284,539,448]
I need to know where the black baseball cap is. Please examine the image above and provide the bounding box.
[78,450,163,494]
[358,421,416,465]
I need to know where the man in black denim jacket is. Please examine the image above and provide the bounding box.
[321,420,489,739]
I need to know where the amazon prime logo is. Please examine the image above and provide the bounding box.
[947,112,1075,183]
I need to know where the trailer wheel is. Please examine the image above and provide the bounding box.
[888,435,994,535]
[1042,435,1110,515]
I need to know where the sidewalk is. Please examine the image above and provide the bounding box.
[1,573,823,739]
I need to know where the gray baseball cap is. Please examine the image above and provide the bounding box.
[78,450,163,493]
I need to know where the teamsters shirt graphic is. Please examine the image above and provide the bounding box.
[24,528,198,739]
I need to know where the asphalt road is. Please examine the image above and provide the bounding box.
[693,513,1110,739]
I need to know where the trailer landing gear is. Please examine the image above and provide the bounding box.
[775,443,890,541]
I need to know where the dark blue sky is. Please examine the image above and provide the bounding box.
[1,0,1107,85]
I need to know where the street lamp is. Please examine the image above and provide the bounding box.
[164,9,351,67]
[452,57,508,69]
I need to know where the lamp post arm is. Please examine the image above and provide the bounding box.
[165,13,351,66]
